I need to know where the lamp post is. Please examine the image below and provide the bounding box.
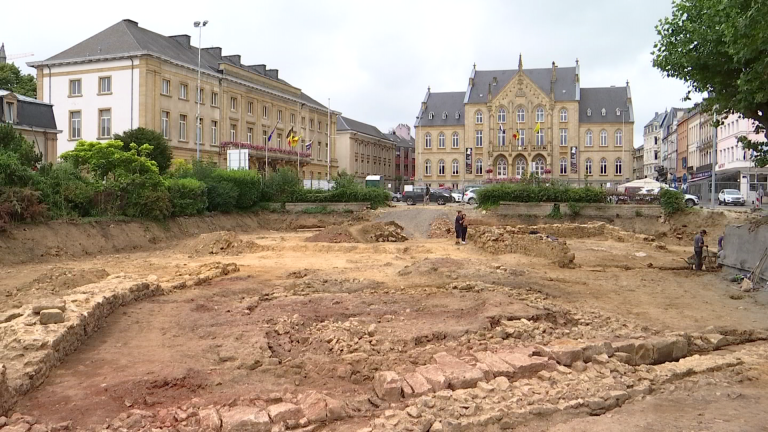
[194,20,208,161]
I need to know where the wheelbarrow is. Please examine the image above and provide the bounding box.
[683,246,720,271]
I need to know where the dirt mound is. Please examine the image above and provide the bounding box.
[23,266,110,294]
[473,226,576,268]
[305,227,358,243]
[429,218,454,239]
[289,277,385,295]
[398,257,466,276]
[185,231,269,257]
[355,221,408,243]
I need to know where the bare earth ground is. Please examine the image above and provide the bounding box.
[2,206,768,431]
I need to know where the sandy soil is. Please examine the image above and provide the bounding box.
[3,206,768,431]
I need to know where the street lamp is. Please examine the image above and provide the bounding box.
[194,20,208,161]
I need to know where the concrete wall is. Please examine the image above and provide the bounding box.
[721,223,768,281]
[284,202,369,212]
[497,202,663,218]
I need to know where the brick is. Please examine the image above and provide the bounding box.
[373,371,403,402]
[403,373,432,396]
[221,407,270,432]
[39,309,65,325]
[432,352,485,390]
[415,365,448,392]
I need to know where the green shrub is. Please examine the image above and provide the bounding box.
[659,189,686,215]
[32,162,97,218]
[212,169,262,209]
[0,187,47,230]
[263,168,302,202]
[114,128,174,174]
[0,152,35,188]
[567,202,584,216]
[167,178,207,216]
[332,170,357,190]
[205,181,239,212]
[301,206,332,214]
[121,176,171,220]
[289,186,390,208]
[476,183,607,207]
[547,203,563,219]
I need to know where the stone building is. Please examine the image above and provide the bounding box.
[0,90,59,163]
[28,19,337,177]
[414,56,633,189]
[633,145,644,180]
[335,116,395,188]
[643,111,666,179]
[384,124,416,192]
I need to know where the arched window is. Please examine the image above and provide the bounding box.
[585,158,593,175]
[475,110,483,124]
[451,159,460,175]
[585,130,593,146]
[560,108,568,122]
[438,159,446,175]
[559,158,567,175]
[475,158,483,175]
[497,108,507,124]
[438,132,445,148]
[452,132,459,148]
[428,112,434,120]
[424,159,432,175]
[517,130,525,148]
[536,107,545,123]
[600,130,608,146]
[600,158,608,175]
[615,130,623,146]
[497,158,508,178]
[615,158,623,175]
[533,157,545,176]
[425,133,432,148]
[498,128,506,146]
[517,107,525,123]
[515,158,526,177]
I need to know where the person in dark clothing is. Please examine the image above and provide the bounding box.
[460,213,468,244]
[455,210,464,245]
[718,235,724,253]
[694,229,707,271]
[424,186,431,205]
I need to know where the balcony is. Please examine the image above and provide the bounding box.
[490,143,548,153]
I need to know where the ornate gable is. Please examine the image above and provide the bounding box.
[491,71,552,112]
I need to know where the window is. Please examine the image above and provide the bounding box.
[498,128,506,146]
[162,79,170,96]
[230,97,238,111]
[277,133,282,148]
[99,77,112,94]
[197,118,203,143]
[587,108,592,117]
[310,119,315,130]
[615,130,623,146]
[230,124,237,141]
[615,158,623,175]
[161,111,170,139]
[264,129,270,146]
[290,113,296,125]
[69,79,82,96]
[179,114,187,141]
[278,110,283,123]
[425,133,432,148]
[559,128,567,146]
[498,108,507,124]
[497,158,508,177]
[99,109,111,138]
[263,104,269,118]
[560,108,568,122]
[438,159,446,175]
[179,83,188,100]
[600,130,608,146]
[560,158,567,175]
[585,131,593,146]
[210,120,218,145]
[211,92,219,107]
[475,130,483,147]
[533,157,545,176]
[428,112,434,120]
[452,132,459,148]
[515,158,526,177]
[197,87,204,104]
[475,158,483,175]
[517,108,525,123]
[601,108,606,116]
[248,101,254,115]
[70,111,81,139]
[425,160,432,175]
[536,107,545,123]
[518,130,525,147]
[452,159,459,175]
[4,102,13,122]
[600,158,608,175]
[247,127,253,144]
[442,111,447,119]
[585,158,593,175]
[475,111,483,124]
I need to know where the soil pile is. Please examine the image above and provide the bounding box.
[305,227,357,243]
[22,266,110,294]
[185,231,269,257]
[357,221,408,243]
[473,226,576,268]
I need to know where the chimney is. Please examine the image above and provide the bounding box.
[266,69,279,79]
[487,83,492,103]
[203,47,222,58]
[122,19,139,26]
[492,76,498,86]
[223,55,241,66]
[169,35,191,48]
[574,58,580,83]
[469,62,476,87]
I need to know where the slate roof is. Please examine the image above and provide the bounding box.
[0,90,58,130]
[467,67,578,104]
[416,92,465,127]
[579,87,633,124]
[644,110,667,128]
[384,133,415,149]
[337,116,391,141]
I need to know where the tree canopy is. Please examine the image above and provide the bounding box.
[114,127,173,174]
[0,63,37,98]
[652,0,768,167]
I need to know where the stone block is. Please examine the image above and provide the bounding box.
[582,341,614,362]
[542,342,583,366]
[199,408,223,432]
[613,352,634,365]
[39,309,65,325]
[612,340,637,356]
[703,334,729,349]
[298,392,326,423]
[432,352,485,390]
[325,396,346,421]
[373,371,403,402]
[221,407,271,432]
[475,362,495,381]
[404,372,432,396]
[415,365,448,392]
[605,390,630,407]
[634,341,654,365]
[651,338,687,364]
[495,351,550,380]
[472,352,515,379]
[266,402,303,424]
[32,300,66,314]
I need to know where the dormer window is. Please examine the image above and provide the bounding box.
[601,108,606,116]
[616,108,621,116]
[442,111,447,119]
[455,111,460,119]
[428,112,434,120]
[587,108,592,117]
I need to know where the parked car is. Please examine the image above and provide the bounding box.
[683,193,699,207]
[449,190,463,203]
[388,191,402,202]
[463,187,482,205]
[718,189,745,206]
[637,187,699,207]
[402,187,452,205]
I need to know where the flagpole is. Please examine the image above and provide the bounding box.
[265,130,269,175]
[327,98,331,182]
[297,102,301,176]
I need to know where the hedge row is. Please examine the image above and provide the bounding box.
[476,183,607,207]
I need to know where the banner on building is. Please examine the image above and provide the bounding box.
[465,148,473,174]
[570,146,578,174]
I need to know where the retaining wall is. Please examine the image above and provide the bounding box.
[284,202,369,212]
[721,222,768,281]
[497,202,663,218]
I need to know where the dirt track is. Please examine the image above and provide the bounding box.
[2,206,768,431]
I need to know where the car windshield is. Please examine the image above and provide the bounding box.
[724,190,740,195]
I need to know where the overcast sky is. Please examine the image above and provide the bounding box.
[5,0,699,147]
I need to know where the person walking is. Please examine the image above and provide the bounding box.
[454,210,464,245]
[694,229,707,271]
[424,186,431,206]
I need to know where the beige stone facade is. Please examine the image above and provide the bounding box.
[415,58,634,188]
[336,116,395,185]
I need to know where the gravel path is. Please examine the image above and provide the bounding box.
[375,205,459,238]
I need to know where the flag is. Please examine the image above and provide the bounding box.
[305,140,313,151]
[290,134,301,147]
[267,125,277,143]
[499,123,505,133]
[534,122,540,134]
[512,130,519,141]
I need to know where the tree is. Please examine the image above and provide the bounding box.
[60,140,159,180]
[114,127,173,174]
[0,63,37,98]
[0,124,40,187]
[653,0,768,167]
